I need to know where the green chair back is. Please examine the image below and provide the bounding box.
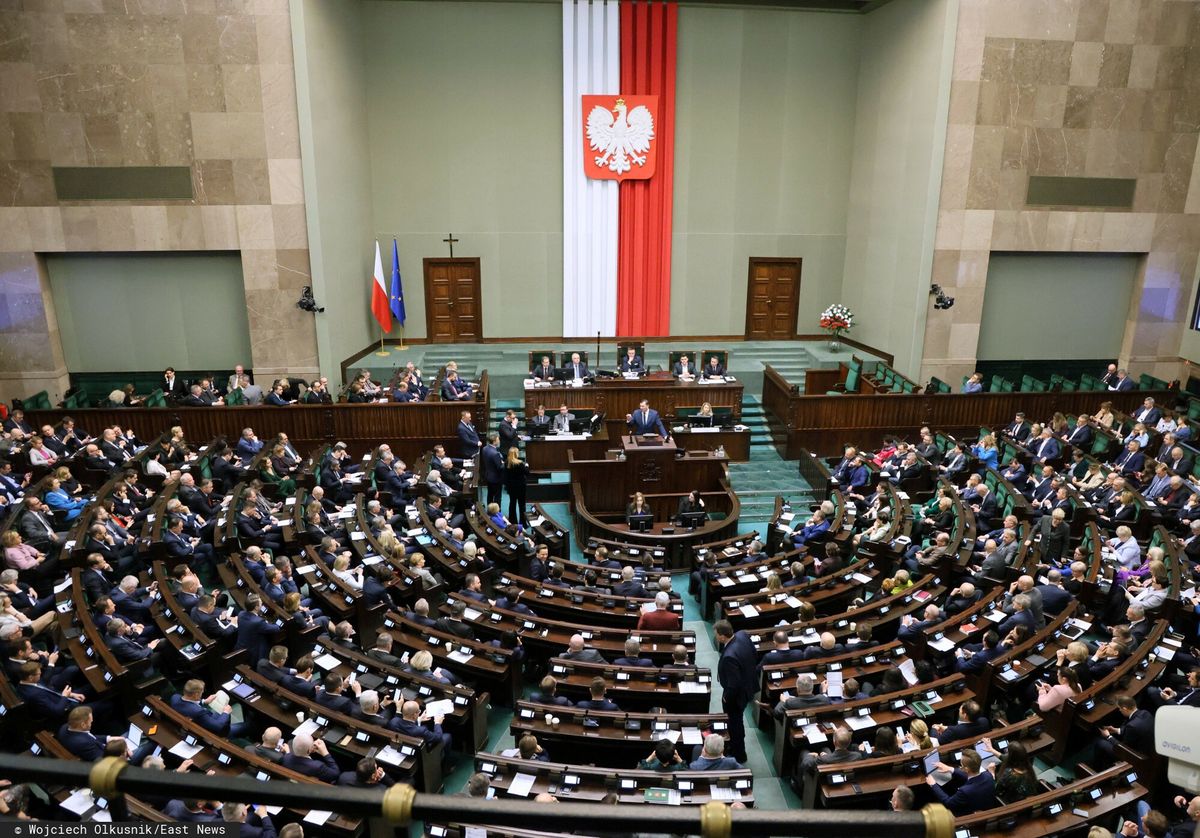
[844,367,859,392]
[701,349,730,372]
[667,350,699,371]
[616,342,645,366]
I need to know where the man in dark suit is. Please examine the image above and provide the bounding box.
[1030,429,1061,463]
[996,594,1037,636]
[235,595,284,666]
[1037,570,1073,616]
[1066,419,1093,449]
[672,354,697,379]
[1133,397,1163,426]
[440,370,471,401]
[169,678,250,737]
[955,630,1006,674]
[898,604,942,643]
[457,411,481,459]
[773,673,830,718]
[531,356,556,381]
[560,634,606,664]
[926,749,996,815]
[575,677,619,711]
[497,410,520,454]
[57,705,108,761]
[715,619,757,764]
[390,700,452,761]
[563,352,589,380]
[1167,446,1194,476]
[1002,413,1030,442]
[619,347,644,373]
[480,433,505,508]
[434,601,475,642]
[933,700,989,742]
[612,566,647,598]
[1110,369,1135,391]
[315,674,361,715]
[191,594,237,639]
[971,484,997,531]
[161,367,187,400]
[281,734,339,781]
[702,356,725,378]
[1113,441,1146,477]
[1095,695,1154,762]
[18,497,65,556]
[613,638,654,668]
[760,631,804,668]
[531,676,573,707]
[163,800,221,822]
[626,400,667,437]
[528,405,552,434]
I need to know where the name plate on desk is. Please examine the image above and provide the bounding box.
[687,426,721,434]
[545,433,591,441]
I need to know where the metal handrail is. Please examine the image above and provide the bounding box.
[0,755,952,838]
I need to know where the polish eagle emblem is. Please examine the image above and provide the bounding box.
[582,95,658,181]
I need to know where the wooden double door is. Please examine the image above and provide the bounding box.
[424,257,482,342]
[745,257,801,340]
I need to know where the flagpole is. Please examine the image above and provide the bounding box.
[398,325,406,351]
[375,327,388,357]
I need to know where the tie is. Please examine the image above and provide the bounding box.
[574,365,580,377]
[642,411,648,425]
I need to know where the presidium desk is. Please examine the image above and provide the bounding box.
[567,435,740,569]
[523,372,748,470]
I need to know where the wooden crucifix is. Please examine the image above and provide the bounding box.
[443,233,459,257]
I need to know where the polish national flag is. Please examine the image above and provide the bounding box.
[370,240,391,333]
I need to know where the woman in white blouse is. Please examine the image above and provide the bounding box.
[332,554,364,591]
[26,436,56,467]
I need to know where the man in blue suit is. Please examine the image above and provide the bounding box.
[955,630,1006,674]
[619,347,644,373]
[480,433,505,508]
[281,733,339,781]
[235,594,284,665]
[1132,397,1162,426]
[714,619,757,764]
[235,428,263,460]
[1030,428,1061,463]
[625,400,667,437]
[169,678,250,738]
[16,661,100,725]
[613,638,654,668]
[457,411,481,459]
[390,700,452,768]
[1113,441,1146,477]
[996,593,1037,637]
[689,734,743,771]
[933,700,989,742]
[57,705,107,760]
[926,749,996,815]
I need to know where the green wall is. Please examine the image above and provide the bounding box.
[46,252,252,372]
[293,0,375,377]
[840,0,956,376]
[670,6,861,336]
[363,0,564,339]
[977,252,1140,360]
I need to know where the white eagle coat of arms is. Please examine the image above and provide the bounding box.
[583,96,658,181]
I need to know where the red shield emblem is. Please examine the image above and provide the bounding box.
[582,94,658,181]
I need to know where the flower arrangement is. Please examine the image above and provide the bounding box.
[819,304,854,339]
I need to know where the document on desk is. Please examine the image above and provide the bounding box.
[350,531,366,541]
[709,786,740,802]
[463,607,482,621]
[899,659,919,685]
[681,727,703,745]
[784,596,803,609]
[677,682,707,694]
[825,671,844,699]
[739,604,759,618]
[656,728,681,743]
[168,740,203,760]
[851,572,873,584]
[717,576,736,587]
[424,699,455,718]
[928,636,956,652]
[803,724,828,744]
[508,772,537,798]
[293,718,321,738]
[302,810,333,825]
[448,649,475,664]
[313,653,341,671]
[845,714,877,731]
[375,745,404,766]
[60,789,95,816]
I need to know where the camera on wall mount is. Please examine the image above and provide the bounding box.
[930,284,955,310]
[297,286,325,313]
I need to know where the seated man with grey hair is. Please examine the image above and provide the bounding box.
[774,672,830,718]
[997,593,1036,636]
[281,733,338,781]
[689,734,742,770]
[614,637,654,668]
[561,633,607,664]
[352,689,394,727]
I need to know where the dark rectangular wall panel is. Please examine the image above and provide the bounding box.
[52,166,194,201]
[1026,176,1137,209]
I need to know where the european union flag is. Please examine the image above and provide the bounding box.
[390,238,406,326]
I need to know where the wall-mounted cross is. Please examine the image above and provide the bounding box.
[443,233,459,257]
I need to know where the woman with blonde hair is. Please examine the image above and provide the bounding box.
[332,554,364,591]
[761,573,782,593]
[971,434,999,470]
[907,719,933,750]
[407,649,455,686]
[1093,401,1115,429]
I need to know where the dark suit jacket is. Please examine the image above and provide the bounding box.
[930,769,996,816]
[457,422,481,458]
[717,631,758,705]
[58,724,106,760]
[169,694,232,735]
[619,355,644,372]
[627,409,666,436]
[480,445,505,484]
[281,751,339,782]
